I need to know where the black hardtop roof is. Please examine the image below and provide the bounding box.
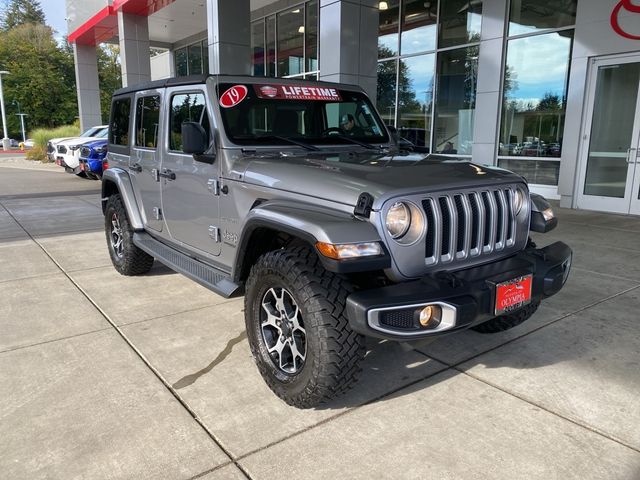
[112,74,363,97]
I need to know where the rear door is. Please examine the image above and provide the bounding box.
[130,90,164,231]
[160,87,221,256]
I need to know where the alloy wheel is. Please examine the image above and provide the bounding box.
[260,287,307,374]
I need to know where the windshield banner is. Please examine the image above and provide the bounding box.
[254,84,342,102]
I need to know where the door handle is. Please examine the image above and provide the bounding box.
[129,163,142,173]
[158,169,176,180]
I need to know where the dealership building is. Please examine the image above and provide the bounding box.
[65,0,640,214]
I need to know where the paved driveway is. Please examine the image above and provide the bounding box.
[1,163,639,479]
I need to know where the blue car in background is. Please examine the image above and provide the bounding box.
[78,139,108,180]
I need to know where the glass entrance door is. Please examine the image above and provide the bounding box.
[578,55,640,215]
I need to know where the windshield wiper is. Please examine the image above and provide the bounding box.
[255,135,320,151]
[325,134,380,150]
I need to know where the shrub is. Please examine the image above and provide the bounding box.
[27,125,80,161]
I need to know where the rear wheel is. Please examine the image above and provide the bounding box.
[244,246,365,408]
[471,300,540,334]
[104,194,154,276]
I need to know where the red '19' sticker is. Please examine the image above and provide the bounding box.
[219,85,248,108]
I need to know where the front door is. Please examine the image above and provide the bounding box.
[160,88,221,256]
[578,54,640,215]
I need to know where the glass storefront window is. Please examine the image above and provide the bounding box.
[378,0,400,59]
[305,0,318,72]
[266,16,276,77]
[277,7,305,77]
[251,21,265,76]
[400,0,437,55]
[397,54,435,152]
[499,31,572,160]
[188,43,203,75]
[377,59,397,126]
[497,159,560,185]
[438,0,482,48]
[433,46,479,155]
[202,40,209,74]
[509,0,577,37]
[175,47,187,76]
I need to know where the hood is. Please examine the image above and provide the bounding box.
[58,136,103,147]
[241,152,524,209]
[49,137,76,145]
[83,139,107,149]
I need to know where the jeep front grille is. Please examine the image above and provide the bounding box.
[57,145,67,154]
[421,187,518,267]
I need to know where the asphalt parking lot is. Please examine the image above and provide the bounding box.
[1,158,640,479]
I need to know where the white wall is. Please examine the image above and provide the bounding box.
[150,51,172,80]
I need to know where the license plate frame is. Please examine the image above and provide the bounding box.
[495,274,533,315]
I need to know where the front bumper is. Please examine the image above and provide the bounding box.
[345,241,572,341]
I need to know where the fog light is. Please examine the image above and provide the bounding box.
[417,305,442,329]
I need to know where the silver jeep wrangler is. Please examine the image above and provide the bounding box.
[102,74,572,408]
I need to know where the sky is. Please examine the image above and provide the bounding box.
[41,0,67,41]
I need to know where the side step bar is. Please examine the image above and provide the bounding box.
[133,232,241,298]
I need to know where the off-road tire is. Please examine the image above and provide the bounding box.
[244,246,365,408]
[104,194,154,276]
[471,300,540,334]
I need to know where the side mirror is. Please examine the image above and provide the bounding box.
[181,122,208,155]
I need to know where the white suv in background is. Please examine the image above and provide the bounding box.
[47,125,108,162]
[55,126,108,175]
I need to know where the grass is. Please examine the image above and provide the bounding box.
[27,125,81,161]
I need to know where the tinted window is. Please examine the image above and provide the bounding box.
[509,0,577,36]
[135,95,161,148]
[110,98,131,146]
[169,92,209,152]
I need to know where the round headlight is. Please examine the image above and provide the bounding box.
[514,188,527,215]
[386,202,411,239]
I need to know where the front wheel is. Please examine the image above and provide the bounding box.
[244,246,365,408]
[104,194,154,276]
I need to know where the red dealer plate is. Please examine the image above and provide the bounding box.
[219,85,248,108]
[495,274,532,315]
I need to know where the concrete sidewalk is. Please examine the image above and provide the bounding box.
[1,174,639,479]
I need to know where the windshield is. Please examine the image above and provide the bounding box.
[80,127,101,137]
[96,128,108,138]
[217,83,389,147]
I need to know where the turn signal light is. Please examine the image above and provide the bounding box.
[316,241,382,260]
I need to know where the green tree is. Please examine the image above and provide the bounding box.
[0,0,45,31]
[97,44,122,120]
[0,23,77,133]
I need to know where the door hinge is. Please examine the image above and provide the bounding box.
[151,168,160,182]
[208,226,221,242]
[153,207,162,220]
[207,178,220,195]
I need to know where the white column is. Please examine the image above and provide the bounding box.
[73,44,103,132]
[318,0,379,101]
[118,12,151,87]
[206,0,251,75]
[471,0,509,166]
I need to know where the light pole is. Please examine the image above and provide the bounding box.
[12,100,27,143]
[0,71,10,151]
[16,114,27,143]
